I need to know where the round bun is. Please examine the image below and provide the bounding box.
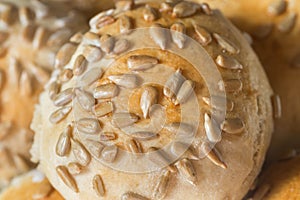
[31,1,274,199]
[0,169,63,200]
[0,0,87,188]
[250,155,300,200]
[48,0,115,17]
[195,0,300,161]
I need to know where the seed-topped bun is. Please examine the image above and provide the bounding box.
[31,0,274,199]
[0,0,88,189]
[0,169,63,200]
[191,0,300,161]
[48,0,115,17]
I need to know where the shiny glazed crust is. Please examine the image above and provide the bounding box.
[30,1,274,199]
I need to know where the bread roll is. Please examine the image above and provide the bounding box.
[0,169,64,200]
[250,155,300,200]
[0,0,88,189]
[190,0,300,161]
[30,1,274,199]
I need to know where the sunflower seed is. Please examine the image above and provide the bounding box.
[194,24,212,46]
[202,96,234,112]
[49,106,72,124]
[175,158,197,185]
[77,118,101,134]
[140,86,158,118]
[56,166,78,193]
[49,82,61,100]
[126,139,143,153]
[277,12,297,33]
[201,3,213,15]
[271,94,282,119]
[59,69,73,83]
[28,62,49,84]
[89,14,115,30]
[119,15,132,34]
[252,23,273,39]
[53,88,74,107]
[83,45,103,63]
[221,118,245,135]
[150,23,169,50]
[100,132,117,141]
[115,0,134,12]
[108,74,138,88]
[243,32,253,45]
[8,57,21,85]
[56,125,72,157]
[101,145,118,163]
[121,192,149,200]
[113,39,130,54]
[171,142,199,160]
[93,101,114,117]
[80,67,103,86]
[72,139,91,166]
[94,83,119,99]
[31,181,52,199]
[201,142,227,169]
[153,170,170,200]
[163,69,184,99]
[55,43,77,69]
[215,55,243,70]
[267,0,286,16]
[92,175,105,196]
[100,34,115,54]
[75,88,95,111]
[213,33,239,54]
[0,3,12,26]
[204,113,222,143]
[19,6,35,26]
[218,79,243,93]
[147,147,173,170]
[47,29,72,47]
[170,22,186,49]
[174,80,194,105]
[67,162,83,175]
[252,184,270,200]
[83,31,101,47]
[112,112,139,128]
[70,32,83,44]
[32,26,47,50]
[143,4,158,22]
[164,122,194,136]
[127,55,158,71]
[84,139,104,158]
[19,70,32,96]
[160,2,173,13]
[130,131,158,140]
[172,2,199,18]
[73,55,88,76]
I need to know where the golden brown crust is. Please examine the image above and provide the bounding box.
[31,1,274,199]
[192,0,300,162]
[0,170,64,200]
[251,156,300,200]
[0,0,88,189]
